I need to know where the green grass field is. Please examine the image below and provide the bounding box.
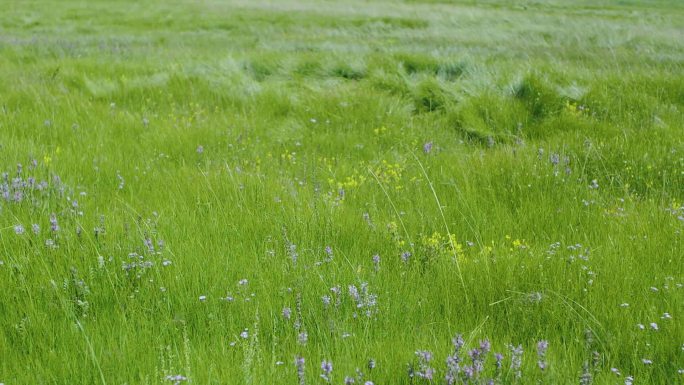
[1,0,683,384]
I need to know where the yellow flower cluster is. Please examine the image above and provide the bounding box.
[420,231,464,260]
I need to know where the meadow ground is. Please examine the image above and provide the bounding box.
[1,0,683,384]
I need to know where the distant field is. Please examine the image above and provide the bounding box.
[1,0,683,384]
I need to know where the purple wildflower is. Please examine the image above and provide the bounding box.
[480,339,491,354]
[49,213,59,232]
[401,251,411,263]
[14,224,25,235]
[295,356,305,385]
[508,344,523,379]
[372,254,380,272]
[423,142,433,154]
[288,243,298,265]
[196,145,204,154]
[324,246,333,262]
[494,353,503,369]
[537,340,549,371]
[349,285,360,303]
[298,332,308,345]
[32,224,40,234]
[282,307,292,320]
[415,350,434,380]
[344,377,355,385]
[320,360,333,383]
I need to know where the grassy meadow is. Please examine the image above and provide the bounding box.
[1,0,683,383]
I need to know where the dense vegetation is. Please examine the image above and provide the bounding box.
[1,0,683,384]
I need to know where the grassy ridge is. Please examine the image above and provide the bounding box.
[0,0,683,384]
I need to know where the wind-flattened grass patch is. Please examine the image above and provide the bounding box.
[450,74,596,144]
[412,77,453,113]
[395,52,466,81]
[243,55,281,82]
[355,16,430,30]
[511,73,565,120]
[368,70,411,96]
[329,60,366,80]
[448,92,524,144]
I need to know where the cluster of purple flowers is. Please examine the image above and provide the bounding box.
[408,335,545,384]
[0,163,57,204]
[347,282,378,318]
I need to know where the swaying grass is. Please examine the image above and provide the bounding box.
[1,0,683,384]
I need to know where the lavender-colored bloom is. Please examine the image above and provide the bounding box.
[494,353,503,369]
[322,295,331,308]
[611,368,621,376]
[642,358,653,365]
[415,350,434,380]
[344,377,355,385]
[288,243,298,265]
[446,333,465,384]
[423,142,433,154]
[349,285,360,302]
[416,350,432,362]
[364,382,374,385]
[368,359,375,370]
[295,356,305,385]
[196,145,204,154]
[32,224,40,234]
[480,339,491,354]
[446,355,461,384]
[537,340,549,371]
[49,213,59,232]
[463,366,475,379]
[320,360,333,382]
[144,237,154,253]
[624,376,634,385]
[282,307,292,320]
[469,346,486,376]
[649,322,658,330]
[298,332,308,345]
[372,254,380,272]
[508,344,523,379]
[401,251,411,263]
[240,329,249,339]
[453,334,465,350]
[14,224,25,235]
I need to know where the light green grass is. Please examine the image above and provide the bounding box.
[0,0,683,384]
